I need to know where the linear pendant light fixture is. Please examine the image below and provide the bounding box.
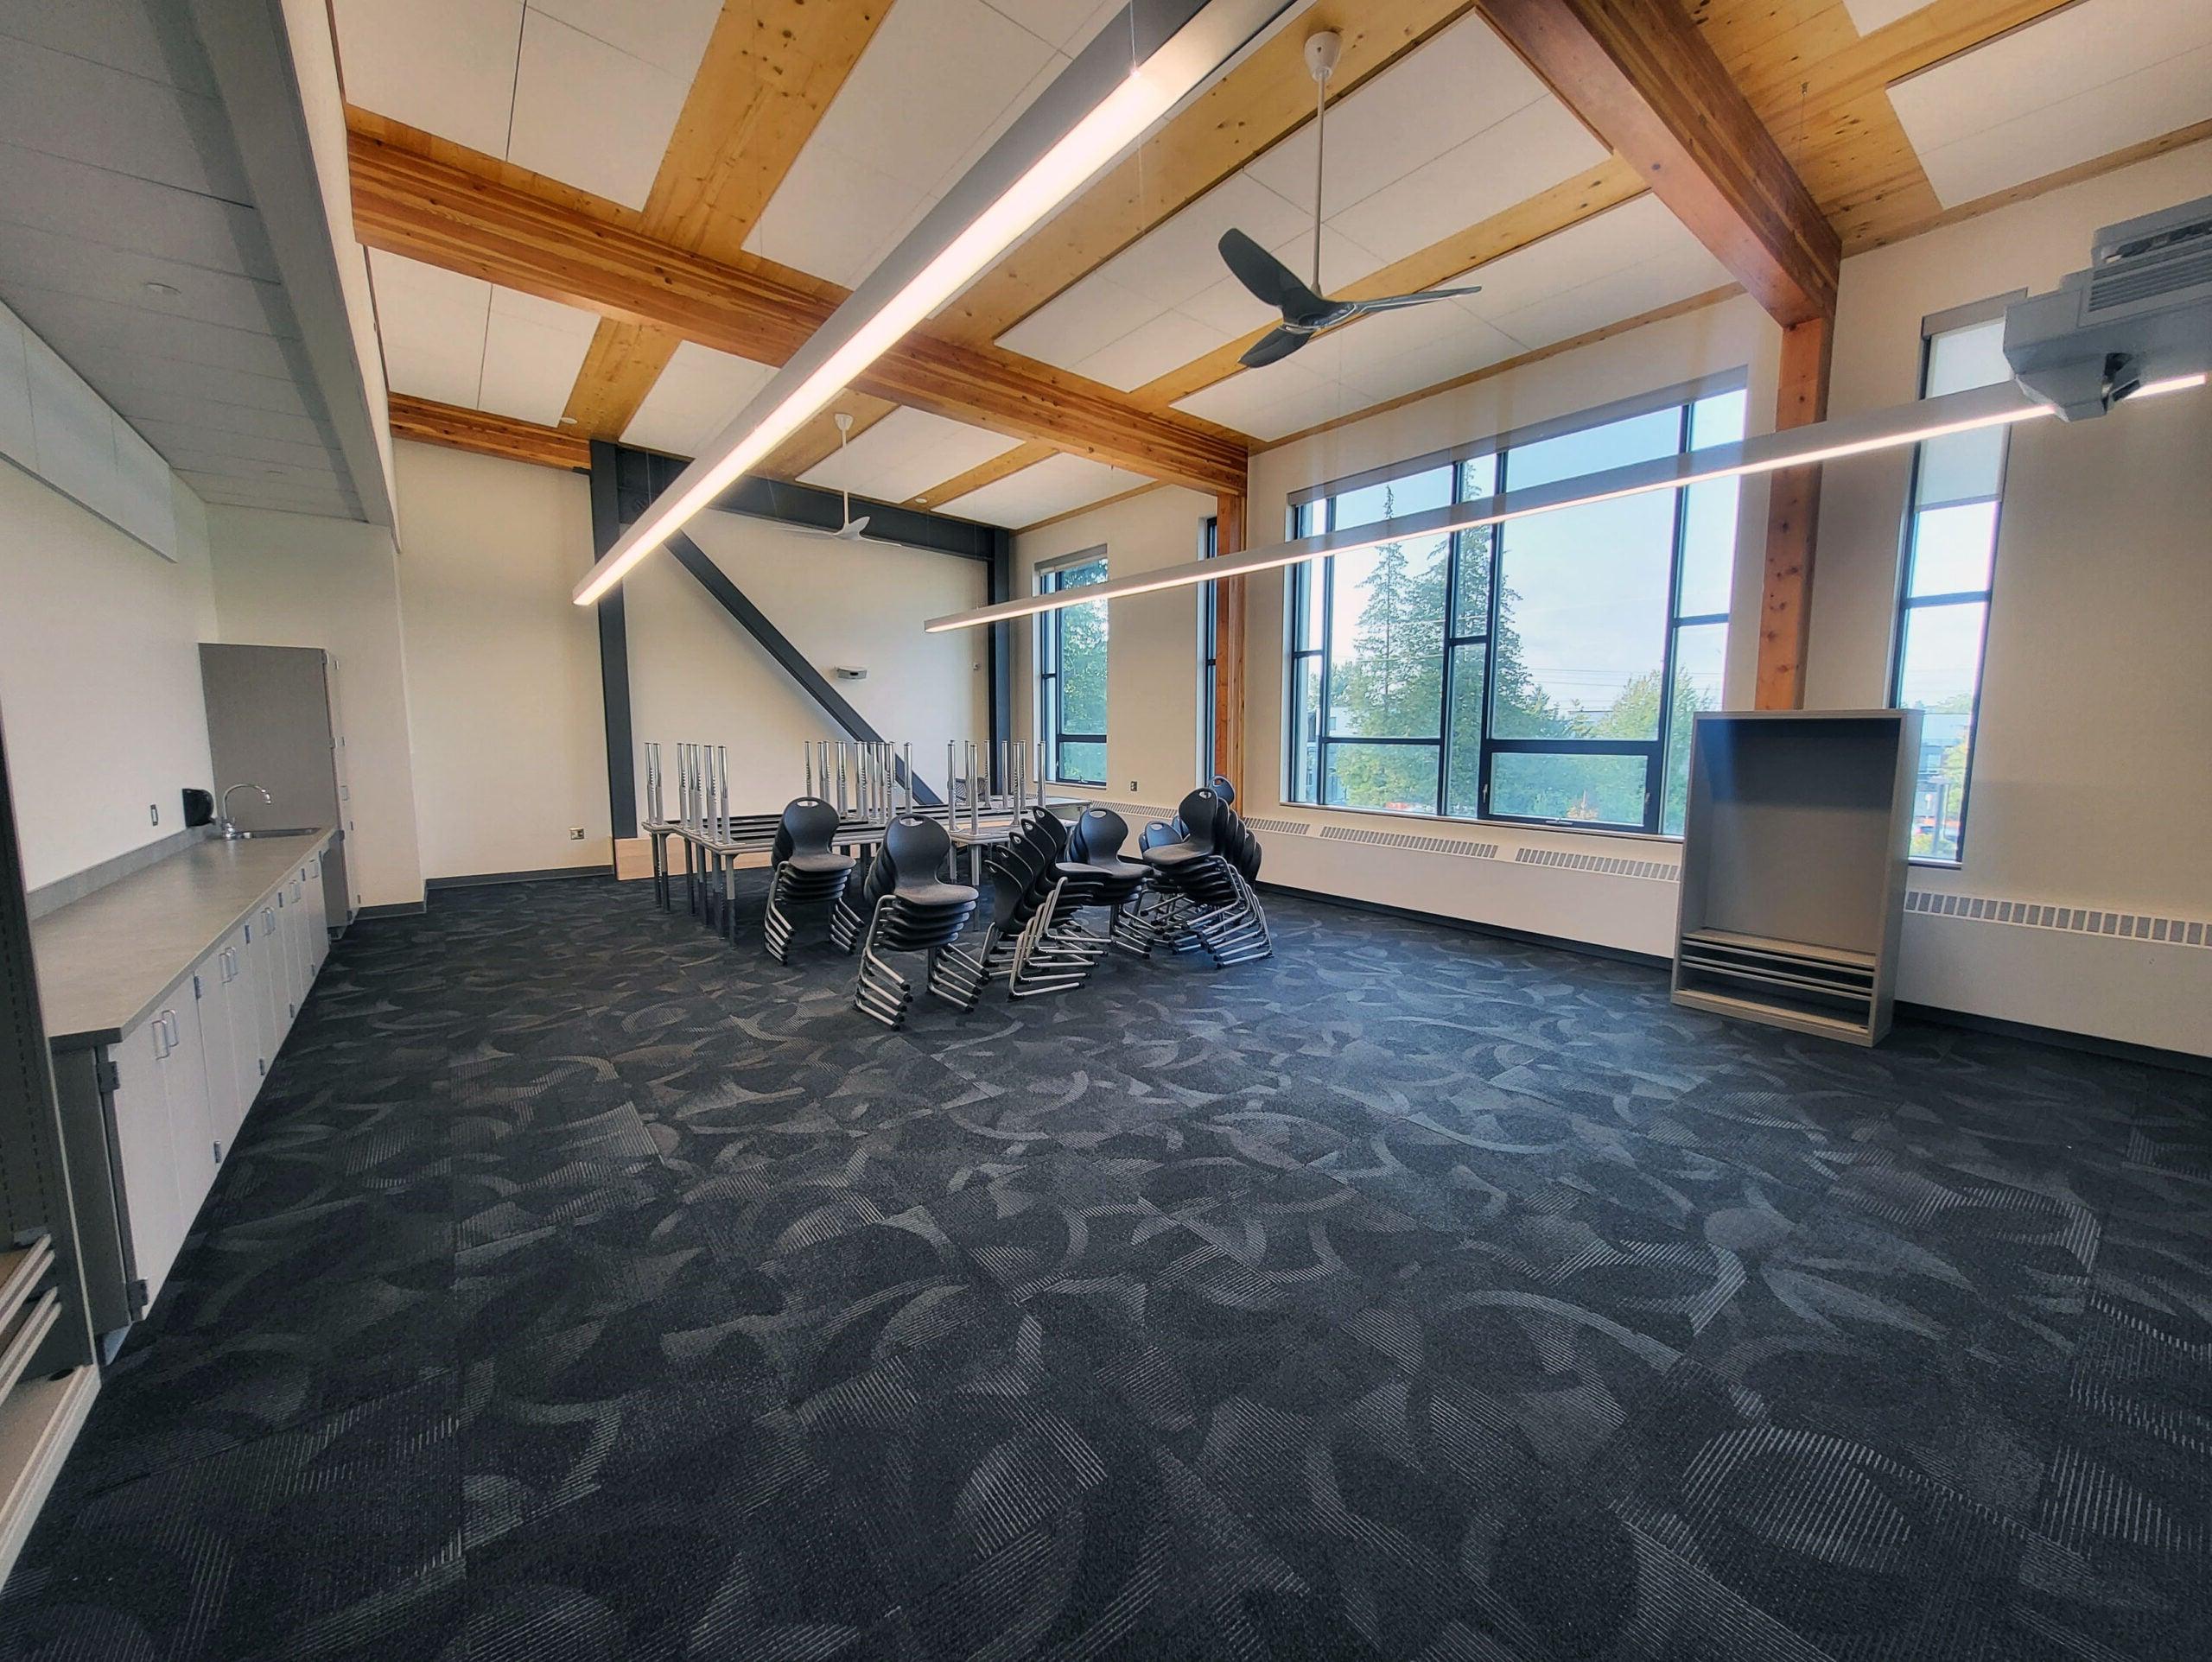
[573,0,1294,607]
[922,371,2208,632]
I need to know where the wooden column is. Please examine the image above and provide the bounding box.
[1753,315,1835,709]
[1210,492,1248,800]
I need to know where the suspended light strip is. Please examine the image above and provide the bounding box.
[574,0,1291,607]
[925,372,2207,633]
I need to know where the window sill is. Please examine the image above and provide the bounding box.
[1281,798,1683,847]
[1908,857,1963,871]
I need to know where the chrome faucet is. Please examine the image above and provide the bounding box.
[219,783,271,840]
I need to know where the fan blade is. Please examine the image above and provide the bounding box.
[1219,229,1330,325]
[1342,285,1484,321]
[838,516,871,541]
[1239,326,1311,369]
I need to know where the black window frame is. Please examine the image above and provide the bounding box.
[1285,378,1743,836]
[1038,549,1108,787]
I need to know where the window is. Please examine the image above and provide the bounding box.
[1892,301,2014,863]
[1038,551,1107,785]
[1287,384,1745,834]
[1199,517,1217,784]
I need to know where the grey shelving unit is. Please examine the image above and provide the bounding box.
[1673,709,1921,1046]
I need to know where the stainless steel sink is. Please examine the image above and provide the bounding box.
[232,827,320,840]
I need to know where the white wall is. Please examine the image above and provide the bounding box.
[1012,485,1216,807]
[0,462,216,891]
[205,503,427,912]
[640,508,989,813]
[1804,140,2212,1051]
[387,441,607,879]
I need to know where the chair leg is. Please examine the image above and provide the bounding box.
[762,867,793,964]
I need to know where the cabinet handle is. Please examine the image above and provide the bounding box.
[152,1010,171,1059]
[165,1011,181,1050]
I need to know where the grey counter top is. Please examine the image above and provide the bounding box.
[32,830,334,1050]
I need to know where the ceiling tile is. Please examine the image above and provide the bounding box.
[0,36,249,201]
[107,388,332,448]
[0,220,295,339]
[528,0,721,79]
[506,9,690,210]
[745,137,934,289]
[0,0,217,93]
[476,286,599,423]
[1075,308,1235,391]
[8,290,298,382]
[130,418,344,473]
[938,450,1151,527]
[66,346,315,419]
[0,143,276,282]
[1245,14,1550,222]
[1484,219,1732,350]
[368,249,490,409]
[1329,98,1607,266]
[1886,0,2212,207]
[620,339,775,456]
[799,407,1023,502]
[1172,353,1374,441]
[329,0,521,160]
[982,0,1123,52]
[997,271,1165,367]
[1093,172,1313,312]
[1455,195,1672,324]
[1843,0,1936,34]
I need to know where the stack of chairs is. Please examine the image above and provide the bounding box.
[946,809,1101,999]
[849,816,981,1029]
[1064,807,1157,958]
[762,797,855,965]
[1140,786,1271,966]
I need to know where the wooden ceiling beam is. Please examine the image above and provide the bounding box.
[906,440,1059,512]
[349,130,1252,497]
[1474,0,1839,325]
[935,0,1480,351]
[390,393,587,471]
[758,395,900,483]
[553,3,893,441]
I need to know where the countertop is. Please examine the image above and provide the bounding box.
[32,830,334,1050]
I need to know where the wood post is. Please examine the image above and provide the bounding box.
[1753,314,1835,709]
[1211,492,1248,801]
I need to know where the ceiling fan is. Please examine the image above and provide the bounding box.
[801,411,873,540]
[1217,29,1484,369]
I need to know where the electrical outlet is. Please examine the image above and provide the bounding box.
[149,803,159,825]
[1128,780,1137,794]
[569,827,585,841]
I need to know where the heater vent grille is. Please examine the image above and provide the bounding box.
[1515,847,1680,882]
[1244,817,1313,836]
[1319,825,1498,859]
[1904,889,2209,948]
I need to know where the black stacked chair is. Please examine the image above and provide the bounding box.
[762,797,855,964]
[852,815,981,1028]
[952,809,1104,998]
[1140,787,1271,966]
[1063,806,1154,955]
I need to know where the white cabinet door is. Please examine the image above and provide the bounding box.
[283,876,308,1009]
[304,855,328,974]
[192,947,245,1153]
[245,906,282,1081]
[109,1018,183,1314]
[159,998,219,1232]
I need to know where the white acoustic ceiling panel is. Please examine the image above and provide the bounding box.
[368,249,491,410]
[1887,0,2212,208]
[1179,225,1384,337]
[1469,197,1732,350]
[329,0,522,158]
[999,271,1175,368]
[331,0,720,209]
[620,340,776,457]
[1843,0,1936,35]
[1243,12,1560,221]
[798,407,1023,503]
[982,0,1125,51]
[476,289,600,424]
[1075,308,1236,392]
[1171,357,1380,441]
[746,0,1070,286]
[938,451,1151,527]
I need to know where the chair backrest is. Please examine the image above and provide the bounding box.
[882,815,953,891]
[1210,775,1236,807]
[1140,819,1177,853]
[1075,807,1130,866]
[1172,787,1224,853]
[778,796,840,864]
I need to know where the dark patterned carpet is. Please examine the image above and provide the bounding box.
[3,874,2209,1660]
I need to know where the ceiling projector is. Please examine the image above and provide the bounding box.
[2005,193,2212,419]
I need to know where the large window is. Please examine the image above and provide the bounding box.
[1039,551,1107,785]
[1287,384,1745,835]
[1892,300,2014,863]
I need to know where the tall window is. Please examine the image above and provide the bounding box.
[1287,384,1744,835]
[1039,551,1107,785]
[1199,517,1217,784]
[1892,300,2013,863]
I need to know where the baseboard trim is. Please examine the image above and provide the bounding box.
[353,900,428,920]
[425,865,613,891]
[1261,882,2210,1076]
